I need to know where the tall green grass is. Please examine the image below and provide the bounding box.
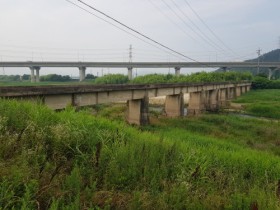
[234,89,280,119]
[1,99,280,209]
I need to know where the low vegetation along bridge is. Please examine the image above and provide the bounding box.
[0,61,279,82]
[0,81,251,125]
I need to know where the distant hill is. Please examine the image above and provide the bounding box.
[217,49,280,79]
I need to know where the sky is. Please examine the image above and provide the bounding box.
[0,0,280,76]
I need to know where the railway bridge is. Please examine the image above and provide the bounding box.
[0,81,251,125]
[0,61,279,81]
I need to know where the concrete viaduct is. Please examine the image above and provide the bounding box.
[0,61,279,82]
[0,82,251,125]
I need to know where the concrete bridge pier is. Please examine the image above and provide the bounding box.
[235,86,241,97]
[206,89,219,111]
[30,66,40,83]
[128,67,133,80]
[241,86,246,95]
[268,67,278,80]
[175,67,181,76]
[165,93,184,117]
[36,68,40,82]
[79,67,86,82]
[219,88,228,107]
[126,95,149,125]
[188,91,206,116]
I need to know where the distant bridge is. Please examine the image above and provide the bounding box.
[0,61,279,82]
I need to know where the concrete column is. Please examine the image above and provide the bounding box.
[36,68,40,83]
[30,67,35,83]
[128,67,133,80]
[165,93,184,117]
[219,88,228,107]
[206,90,219,111]
[126,95,149,125]
[187,91,205,116]
[247,85,251,92]
[240,86,246,94]
[236,86,241,97]
[268,67,278,80]
[230,87,236,99]
[175,67,181,76]
[79,67,86,82]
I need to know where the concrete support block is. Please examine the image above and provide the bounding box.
[236,86,241,97]
[128,67,133,80]
[206,90,219,111]
[30,66,40,83]
[36,68,40,83]
[126,95,149,125]
[241,86,246,94]
[30,68,35,83]
[165,93,184,117]
[247,85,251,92]
[219,88,228,107]
[175,67,181,76]
[230,87,236,99]
[79,67,86,82]
[188,91,205,116]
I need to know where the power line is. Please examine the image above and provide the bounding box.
[182,0,237,56]
[168,0,229,54]
[147,0,201,46]
[65,0,182,61]
[73,0,201,63]
[160,0,226,54]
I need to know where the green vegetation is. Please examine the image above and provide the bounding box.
[40,74,72,82]
[1,89,280,209]
[252,76,280,89]
[131,71,252,84]
[93,74,129,84]
[0,71,252,86]
[234,89,280,119]
[0,75,22,82]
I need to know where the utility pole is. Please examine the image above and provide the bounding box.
[278,36,280,49]
[257,48,261,75]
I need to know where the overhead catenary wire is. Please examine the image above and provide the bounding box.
[182,0,237,56]
[160,0,226,55]
[65,0,191,62]
[72,0,204,63]
[168,0,229,54]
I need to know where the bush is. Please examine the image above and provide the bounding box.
[93,74,129,84]
[252,76,280,89]
[40,74,72,82]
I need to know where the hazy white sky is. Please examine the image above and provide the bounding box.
[0,0,279,76]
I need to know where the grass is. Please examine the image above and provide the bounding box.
[233,89,280,119]
[1,90,280,209]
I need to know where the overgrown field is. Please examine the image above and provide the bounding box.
[234,89,280,119]
[1,90,280,209]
